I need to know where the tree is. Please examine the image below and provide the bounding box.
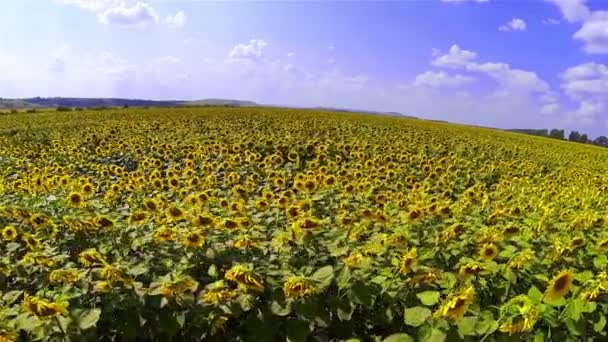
[569,131,581,142]
[549,129,565,140]
[593,136,608,147]
[580,134,588,143]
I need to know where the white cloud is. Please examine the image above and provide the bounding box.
[228,38,268,61]
[499,18,527,32]
[150,56,180,66]
[97,1,159,26]
[54,0,123,12]
[57,0,160,26]
[546,0,608,54]
[327,59,335,64]
[545,0,590,23]
[46,44,72,73]
[574,100,603,118]
[414,71,475,88]
[165,11,186,28]
[541,103,560,114]
[328,45,335,51]
[432,44,549,94]
[561,62,608,99]
[542,18,561,24]
[287,52,295,57]
[573,11,608,54]
[431,44,477,68]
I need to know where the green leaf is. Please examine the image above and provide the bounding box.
[349,282,376,307]
[567,298,584,321]
[208,264,218,278]
[270,300,292,316]
[543,296,566,307]
[127,264,149,277]
[419,327,446,342]
[383,333,414,342]
[534,331,545,342]
[237,294,256,312]
[175,312,186,327]
[337,301,355,321]
[74,308,101,330]
[2,290,23,305]
[311,265,334,289]
[403,306,432,327]
[457,316,478,336]
[285,318,310,342]
[594,314,606,333]
[416,291,440,306]
[527,286,543,303]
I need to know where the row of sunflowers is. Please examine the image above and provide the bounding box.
[1,107,608,341]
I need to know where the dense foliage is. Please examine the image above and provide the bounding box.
[1,107,608,341]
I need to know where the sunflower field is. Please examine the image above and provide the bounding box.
[1,107,608,341]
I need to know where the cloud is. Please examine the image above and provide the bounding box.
[328,45,335,51]
[228,38,268,61]
[542,18,561,24]
[541,103,560,114]
[46,44,72,73]
[287,52,295,57]
[57,0,160,26]
[544,0,590,23]
[499,18,527,32]
[54,0,123,12]
[573,11,608,54]
[97,1,159,26]
[165,11,186,28]
[327,58,335,64]
[414,71,475,88]
[561,62,608,98]
[546,0,608,54]
[150,56,180,66]
[432,44,549,94]
[431,44,477,68]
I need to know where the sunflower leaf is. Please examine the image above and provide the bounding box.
[416,291,440,306]
[403,306,431,327]
[383,333,414,342]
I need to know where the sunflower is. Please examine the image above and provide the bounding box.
[95,216,114,229]
[23,294,67,318]
[22,234,41,250]
[435,286,475,320]
[283,276,319,299]
[67,191,84,207]
[143,198,160,212]
[99,266,132,285]
[544,270,574,300]
[480,243,498,261]
[399,247,417,274]
[94,281,113,294]
[222,218,239,230]
[165,205,185,221]
[81,182,95,196]
[200,283,238,305]
[1,225,17,241]
[78,249,108,267]
[49,269,81,284]
[152,226,175,243]
[458,262,484,279]
[183,231,205,248]
[128,211,148,225]
[224,265,264,290]
[234,235,258,249]
[192,214,215,227]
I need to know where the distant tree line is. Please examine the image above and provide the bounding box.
[508,128,608,147]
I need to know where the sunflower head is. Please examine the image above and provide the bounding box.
[154,226,176,243]
[480,243,498,261]
[68,192,84,207]
[545,270,574,300]
[1,225,18,241]
[224,265,264,290]
[283,276,319,299]
[183,231,205,248]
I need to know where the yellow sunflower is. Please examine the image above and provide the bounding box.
[544,270,574,300]
[183,231,205,248]
[283,276,319,299]
[1,225,18,241]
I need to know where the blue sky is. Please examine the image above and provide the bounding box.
[1,0,608,136]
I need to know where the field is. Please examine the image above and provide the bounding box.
[1,107,608,341]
